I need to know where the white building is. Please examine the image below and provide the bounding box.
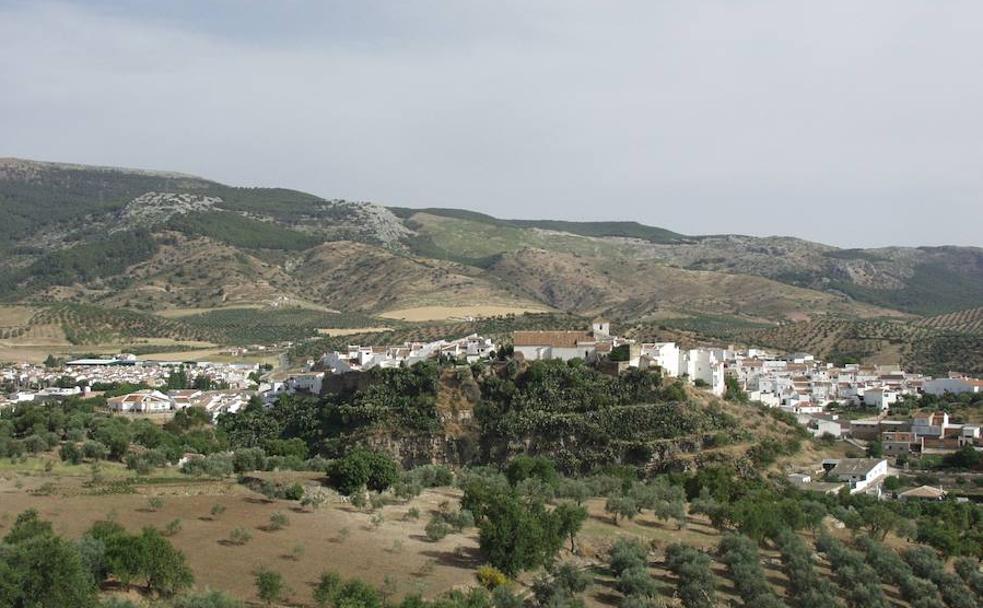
[923,376,983,396]
[863,388,898,411]
[638,342,680,376]
[108,390,173,413]
[513,321,622,363]
[827,458,888,494]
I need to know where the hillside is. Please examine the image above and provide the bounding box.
[1,157,981,372]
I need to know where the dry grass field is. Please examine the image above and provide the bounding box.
[0,451,923,608]
[0,462,481,606]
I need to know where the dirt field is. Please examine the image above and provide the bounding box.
[0,464,482,606]
[379,305,552,322]
[0,455,914,608]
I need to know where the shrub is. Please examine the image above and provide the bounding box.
[476,565,509,590]
[233,448,267,473]
[425,516,452,542]
[313,571,342,607]
[82,441,109,461]
[210,504,226,518]
[283,483,304,501]
[228,527,252,545]
[163,518,183,537]
[255,567,285,606]
[268,512,289,531]
[301,491,328,511]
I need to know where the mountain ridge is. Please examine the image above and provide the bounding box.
[1,157,981,330]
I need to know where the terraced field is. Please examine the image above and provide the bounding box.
[730,316,983,375]
[916,306,983,334]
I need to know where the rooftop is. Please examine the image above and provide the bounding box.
[513,330,595,348]
[829,458,886,477]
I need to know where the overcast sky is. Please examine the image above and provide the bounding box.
[2,1,981,247]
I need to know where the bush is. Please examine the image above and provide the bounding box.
[255,567,285,605]
[228,527,252,545]
[476,565,509,590]
[163,518,183,537]
[313,571,342,607]
[181,453,233,477]
[233,448,267,473]
[268,512,289,531]
[425,516,452,542]
[283,483,304,501]
[82,441,109,461]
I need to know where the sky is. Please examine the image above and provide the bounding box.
[1,1,981,248]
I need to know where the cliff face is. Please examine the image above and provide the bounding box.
[360,368,482,468]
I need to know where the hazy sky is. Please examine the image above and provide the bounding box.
[2,1,981,247]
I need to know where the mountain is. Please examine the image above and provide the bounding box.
[1,157,981,372]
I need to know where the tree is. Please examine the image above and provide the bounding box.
[554,503,588,551]
[61,441,83,464]
[608,538,649,577]
[861,505,901,541]
[255,568,285,606]
[329,450,400,495]
[477,492,564,576]
[333,578,382,608]
[0,511,98,608]
[136,526,194,597]
[665,544,716,608]
[943,445,981,469]
[605,495,638,525]
[868,440,884,458]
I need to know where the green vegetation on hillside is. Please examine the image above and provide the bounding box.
[182,307,383,345]
[0,229,158,298]
[477,360,738,473]
[0,162,208,248]
[28,303,216,344]
[829,260,983,316]
[166,210,322,250]
[394,207,686,243]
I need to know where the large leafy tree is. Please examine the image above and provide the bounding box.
[0,510,98,608]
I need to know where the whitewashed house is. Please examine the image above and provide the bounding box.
[108,390,173,413]
[827,458,888,494]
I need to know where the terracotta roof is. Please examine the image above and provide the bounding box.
[513,331,594,348]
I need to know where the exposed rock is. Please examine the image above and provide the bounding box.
[120,192,221,226]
